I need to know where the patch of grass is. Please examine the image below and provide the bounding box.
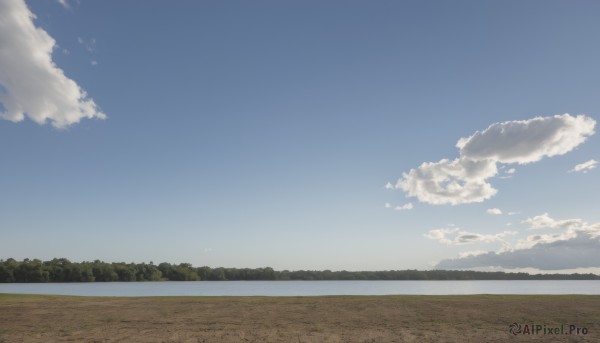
[2,294,600,342]
[0,293,45,299]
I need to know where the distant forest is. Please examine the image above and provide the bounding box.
[1,258,598,283]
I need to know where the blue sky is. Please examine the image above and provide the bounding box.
[1,0,599,272]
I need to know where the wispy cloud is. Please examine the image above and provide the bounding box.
[78,37,97,53]
[384,202,413,211]
[486,208,503,215]
[395,114,595,205]
[458,250,487,258]
[569,159,598,173]
[395,202,413,211]
[521,213,585,231]
[424,227,515,245]
[0,0,105,128]
[498,167,516,179]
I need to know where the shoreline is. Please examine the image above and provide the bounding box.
[0,292,600,305]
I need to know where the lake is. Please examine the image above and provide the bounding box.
[1,280,599,296]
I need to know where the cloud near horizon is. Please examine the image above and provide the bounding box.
[396,114,595,205]
[424,227,516,245]
[520,213,584,231]
[0,0,105,128]
[435,213,600,270]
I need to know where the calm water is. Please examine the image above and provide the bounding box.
[1,280,599,296]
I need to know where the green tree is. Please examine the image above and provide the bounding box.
[14,259,49,282]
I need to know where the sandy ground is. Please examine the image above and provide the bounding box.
[1,294,599,342]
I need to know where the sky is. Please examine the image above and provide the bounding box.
[1,0,599,273]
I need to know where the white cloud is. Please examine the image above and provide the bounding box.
[384,182,394,190]
[507,211,520,216]
[424,228,458,243]
[458,250,487,258]
[569,159,598,173]
[385,202,413,210]
[457,114,595,164]
[436,214,600,270]
[499,167,516,179]
[515,230,578,249]
[394,202,413,210]
[486,208,502,215]
[78,37,96,53]
[90,60,98,66]
[395,114,595,205]
[521,213,584,231]
[58,0,69,8]
[396,158,498,205]
[0,0,105,128]
[516,213,600,249]
[425,227,515,245]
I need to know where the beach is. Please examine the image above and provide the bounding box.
[1,294,599,342]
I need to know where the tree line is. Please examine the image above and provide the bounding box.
[0,258,598,282]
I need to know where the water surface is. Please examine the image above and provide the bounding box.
[1,280,599,296]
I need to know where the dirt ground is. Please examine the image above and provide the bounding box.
[1,294,599,342]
